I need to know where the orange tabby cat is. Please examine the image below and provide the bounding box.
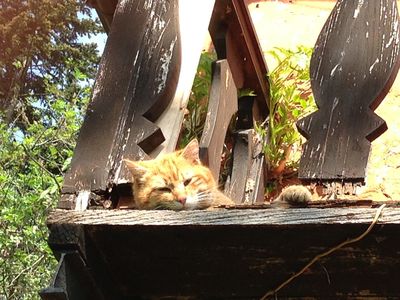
[125,139,313,210]
[125,139,234,210]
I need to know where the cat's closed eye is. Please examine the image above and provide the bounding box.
[156,187,172,192]
[183,178,192,186]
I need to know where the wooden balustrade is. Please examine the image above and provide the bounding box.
[59,0,269,210]
[41,1,400,299]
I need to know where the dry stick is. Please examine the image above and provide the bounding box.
[260,203,386,300]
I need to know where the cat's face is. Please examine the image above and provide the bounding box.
[125,140,217,210]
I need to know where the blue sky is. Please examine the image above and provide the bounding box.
[79,9,107,55]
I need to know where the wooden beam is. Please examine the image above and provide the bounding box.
[39,251,105,300]
[151,0,216,156]
[209,0,270,118]
[46,207,400,298]
[47,207,400,226]
[85,0,216,157]
[61,0,181,210]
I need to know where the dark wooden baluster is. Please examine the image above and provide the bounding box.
[60,0,181,209]
[208,0,269,203]
[297,0,400,186]
[209,0,270,118]
[39,251,105,300]
[199,59,237,181]
[86,0,118,32]
[226,128,265,204]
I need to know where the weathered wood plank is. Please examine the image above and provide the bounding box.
[225,131,248,204]
[47,207,400,226]
[199,59,237,180]
[46,207,400,298]
[225,129,265,204]
[297,0,400,182]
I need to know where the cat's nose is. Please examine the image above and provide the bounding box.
[177,196,186,205]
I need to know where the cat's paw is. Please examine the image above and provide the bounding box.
[274,185,312,207]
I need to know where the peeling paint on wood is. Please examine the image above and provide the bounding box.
[61,0,181,208]
[297,0,400,182]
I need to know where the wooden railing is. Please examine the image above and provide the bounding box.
[41,1,400,299]
[59,0,270,210]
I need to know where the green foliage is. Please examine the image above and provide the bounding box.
[0,0,101,128]
[181,51,252,148]
[0,79,91,300]
[0,1,100,298]
[180,51,216,146]
[258,46,316,176]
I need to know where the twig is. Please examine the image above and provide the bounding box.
[7,254,45,290]
[260,204,386,300]
[21,144,61,193]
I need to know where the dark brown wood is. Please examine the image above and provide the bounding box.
[225,131,248,204]
[297,0,400,182]
[246,133,265,204]
[209,0,270,118]
[45,207,400,298]
[40,251,105,300]
[86,0,118,32]
[226,129,265,204]
[199,59,237,180]
[61,0,181,209]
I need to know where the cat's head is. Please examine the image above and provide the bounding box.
[125,139,217,210]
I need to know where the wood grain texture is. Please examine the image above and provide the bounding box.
[199,59,237,180]
[47,207,400,226]
[297,0,400,182]
[226,129,265,204]
[46,207,400,298]
[86,0,216,158]
[61,0,181,208]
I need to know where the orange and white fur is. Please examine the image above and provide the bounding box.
[125,139,312,210]
[125,139,234,210]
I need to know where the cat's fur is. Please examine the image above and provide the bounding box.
[273,185,313,207]
[125,139,234,210]
[125,139,312,210]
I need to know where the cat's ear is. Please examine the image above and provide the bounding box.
[124,159,148,177]
[180,139,201,164]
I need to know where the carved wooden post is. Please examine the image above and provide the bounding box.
[199,59,237,180]
[60,0,221,210]
[297,0,400,189]
[209,0,270,118]
[60,0,181,210]
[208,0,270,203]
